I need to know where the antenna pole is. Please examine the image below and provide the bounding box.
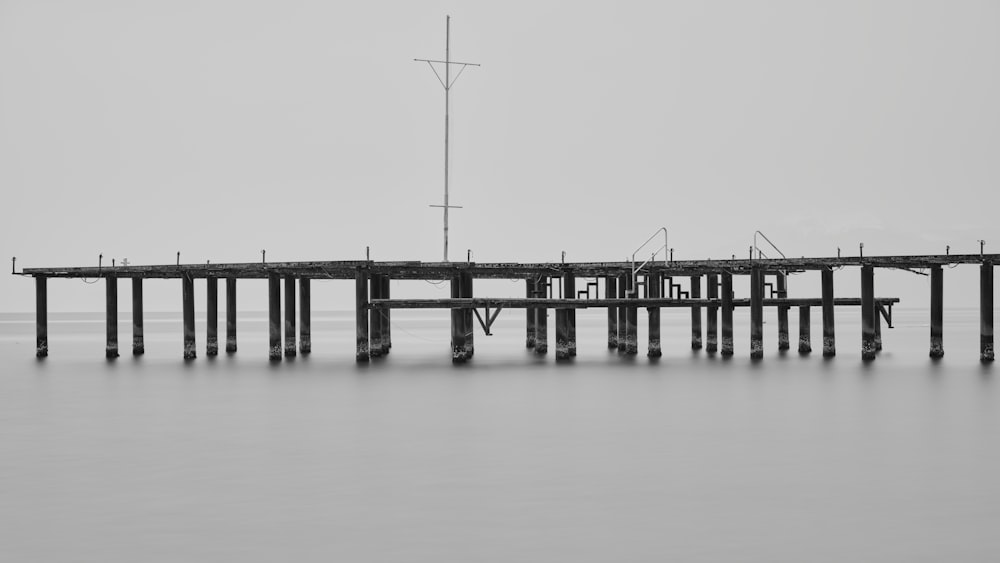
[415,16,479,262]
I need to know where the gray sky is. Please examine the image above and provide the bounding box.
[2,0,998,312]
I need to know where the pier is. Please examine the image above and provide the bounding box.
[15,253,999,363]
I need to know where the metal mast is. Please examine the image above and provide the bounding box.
[415,16,480,261]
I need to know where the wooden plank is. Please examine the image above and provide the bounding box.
[367,297,900,309]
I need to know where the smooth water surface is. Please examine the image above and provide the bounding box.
[2,309,999,562]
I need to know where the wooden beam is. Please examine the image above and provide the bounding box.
[930,265,944,358]
[982,261,994,362]
[822,268,835,358]
[300,277,311,355]
[268,273,281,361]
[206,277,218,357]
[35,276,47,358]
[861,265,876,360]
[225,278,237,353]
[132,278,144,356]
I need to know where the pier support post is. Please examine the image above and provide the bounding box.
[300,278,311,355]
[182,275,196,360]
[776,273,789,350]
[648,273,662,358]
[625,275,638,356]
[798,306,811,354]
[606,276,618,349]
[821,268,835,357]
[451,275,467,362]
[355,269,369,362]
[370,274,384,358]
[35,276,47,358]
[874,304,883,351]
[555,305,569,359]
[206,277,218,356]
[132,278,144,355]
[225,278,237,353]
[382,275,391,353]
[106,275,119,358]
[720,273,734,357]
[861,265,876,360]
[535,277,548,355]
[930,265,944,358]
[982,261,994,362]
[566,272,576,357]
[284,276,296,358]
[268,274,281,361]
[617,273,628,353]
[462,271,474,358]
[706,273,718,353]
[750,267,763,359]
[525,279,537,348]
[690,275,702,350]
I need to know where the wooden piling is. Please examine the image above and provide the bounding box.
[606,276,618,349]
[617,273,628,353]
[225,278,237,353]
[525,279,536,348]
[874,304,882,351]
[451,276,467,362]
[648,273,662,358]
[35,276,47,358]
[462,271,474,358]
[535,277,548,355]
[555,306,570,359]
[690,275,702,350]
[370,274,384,358]
[355,269,369,362]
[720,272,734,357]
[776,273,789,350]
[798,306,811,354]
[132,278,144,355]
[106,275,119,358]
[268,273,281,361]
[929,265,944,358]
[381,275,391,352]
[300,278,311,355]
[625,275,638,356]
[284,276,296,357]
[182,275,196,360]
[861,265,876,360]
[821,268,835,357]
[706,273,718,353]
[206,277,218,357]
[565,272,576,357]
[982,261,994,362]
[750,267,763,359]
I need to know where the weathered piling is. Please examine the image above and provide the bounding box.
[182,275,196,360]
[648,272,662,358]
[225,278,237,353]
[720,272,734,357]
[355,269,369,362]
[982,261,994,362]
[556,273,571,360]
[860,265,876,360]
[35,276,47,358]
[300,278,311,355]
[132,278,144,355]
[606,276,618,349]
[776,273,789,350]
[450,276,467,362]
[625,275,638,355]
[106,275,119,358]
[370,274,384,358]
[749,267,763,359]
[525,279,536,348]
[706,273,718,353]
[206,277,218,357]
[821,268,835,357]
[798,306,811,354]
[381,275,391,352]
[565,272,576,357]
[284,276,296,357]
[617,273,628,353]
[929,265,944,358]
[462,271,474,358]
[690,275,702,350]
[535,277,548,355]
[874,304,883,351]
[268,273,281,361]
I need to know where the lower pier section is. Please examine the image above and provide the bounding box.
[983,262,994,362]
[106,276,118,359]
[35,277,47,358]
[182,275,196,360]
[132,278,144,355]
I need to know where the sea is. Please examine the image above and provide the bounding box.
[2,307,999,562]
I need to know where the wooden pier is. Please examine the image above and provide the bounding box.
[16,253,1000,363]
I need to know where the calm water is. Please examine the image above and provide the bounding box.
[2,308,999,562]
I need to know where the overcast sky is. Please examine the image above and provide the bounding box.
[2,0,998,312]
